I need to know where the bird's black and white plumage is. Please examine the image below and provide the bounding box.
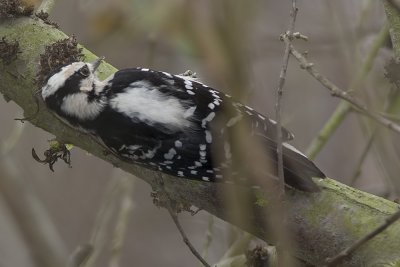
[41,58,325,192]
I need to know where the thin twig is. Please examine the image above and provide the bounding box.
[324,208,400,266]
[167,209,212,267]
[83,175,123,267]
[286,40,400,135]
[156,175,211,267]
[305,23,390,159]
[349,132,375,186]
[273,2,298,266]
[275,0,298,197]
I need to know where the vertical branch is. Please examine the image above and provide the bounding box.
[273,1,298,266]
[275,0,298,196]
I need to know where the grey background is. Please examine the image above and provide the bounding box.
[0,0,395,266]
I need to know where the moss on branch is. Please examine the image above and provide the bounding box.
[1,17,400,266]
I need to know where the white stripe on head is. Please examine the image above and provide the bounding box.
[42,62,86,99]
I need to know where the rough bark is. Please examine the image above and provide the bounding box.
[1,17,400,267]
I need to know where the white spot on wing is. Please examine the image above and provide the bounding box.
[258,114,266,120]
[226,114,243,127]
[283,142,307,157]
[194,161,202,167]
[205,130,212,143]
[201,112,216,128]
[224,142,231,159]
[183,106,196,118]
[184,80,193,90]
[164,148,177,160]
[269,118,277,124]
[162,71,173,78]
[175,140,183,148]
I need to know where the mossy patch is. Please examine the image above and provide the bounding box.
[0,36,20,64]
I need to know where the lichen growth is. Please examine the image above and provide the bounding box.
[0,36,20,64]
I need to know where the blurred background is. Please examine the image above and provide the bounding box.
[0,0,397,266]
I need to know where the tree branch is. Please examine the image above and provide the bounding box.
[1,17,400,266]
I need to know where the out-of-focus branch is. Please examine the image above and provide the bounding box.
[109,176,134,267]
[285,37,400,135]
[275,0,298,197]
[305,24,390,159]
[273,1,298,265]
[1,17,400,266]
[37,0,57,14]
[383,0,400,57]
[0,114,66,267]
[0,158,67,267]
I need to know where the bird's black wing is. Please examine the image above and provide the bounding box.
[97,68,324,191]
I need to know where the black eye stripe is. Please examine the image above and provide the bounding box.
[79,65,90,77]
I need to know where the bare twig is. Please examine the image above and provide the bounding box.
[349,132,375,186]
[305,23,390,159]
[167,209,211,267]
[82,174,123,267]
[275,0,298,197]
[273,2,299,266]
[285,40,400,135]
[156,175,211,267]
[325,208,400,266]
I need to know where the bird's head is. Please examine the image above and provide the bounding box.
[41,57,107,122]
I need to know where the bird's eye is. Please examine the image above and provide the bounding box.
[79,65,90,77]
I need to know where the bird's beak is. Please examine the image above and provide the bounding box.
[91,56,105,72]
